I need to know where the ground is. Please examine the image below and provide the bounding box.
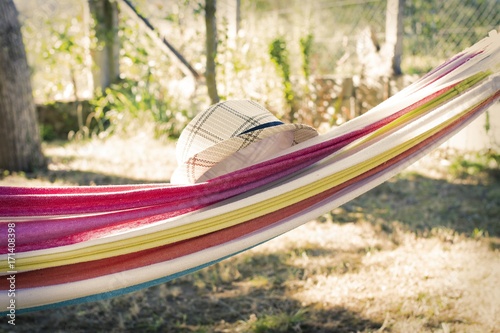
[0,133,499,333]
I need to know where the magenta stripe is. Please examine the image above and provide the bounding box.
[422,51,484,87]
[0,183,168,195]
[0,125,366,216]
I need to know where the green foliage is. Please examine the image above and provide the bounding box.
[269,37,296,120]
[269,34,325,126]
[89,78,191,138]
[22,10,90,102]
[85,7,201,139]
[269,38,291,83]
[37,101,94,141]
[484,111,490,133]
[19,0,205,140]
[403,0,498,72]
[471,227,488,239]
[299,33,314,79]
[448,151,500,180]
[40,124,57,142]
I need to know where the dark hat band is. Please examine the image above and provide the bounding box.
[239,121,284,136]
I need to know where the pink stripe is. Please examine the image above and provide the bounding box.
[422,51,483,87]
[0,183,168,195]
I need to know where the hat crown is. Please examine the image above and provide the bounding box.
[171,99,318,184]
[176,100,282,164]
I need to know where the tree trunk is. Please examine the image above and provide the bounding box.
[0,0,46,172]
[88,0,120,92]
[205,0,220,104]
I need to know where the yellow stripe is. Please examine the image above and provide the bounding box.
[357,71,491,145]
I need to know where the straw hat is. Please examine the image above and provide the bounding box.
[171,100,318,184]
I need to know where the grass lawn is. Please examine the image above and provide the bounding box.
[1,134,499,333]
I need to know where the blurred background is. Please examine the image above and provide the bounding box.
[14,0,500,142]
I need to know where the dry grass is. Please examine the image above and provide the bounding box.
[0,134,499,333]
[1,130,176,186]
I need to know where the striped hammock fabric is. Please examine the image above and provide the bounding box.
[1,31,499,314]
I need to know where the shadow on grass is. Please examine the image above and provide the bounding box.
[50,169,169,185]
[331,172,500,238]
[4,251,382,333]
[5,169,168,186]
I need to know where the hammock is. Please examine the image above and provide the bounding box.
[1,31,499,314]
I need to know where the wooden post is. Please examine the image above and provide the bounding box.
[205,0,220,104]
[385,0,404,76]
[223,0,240,47]
[88,0,120,92]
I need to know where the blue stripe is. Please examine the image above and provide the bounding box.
[7,238,278,314]
[239,121,283,135]
[10,261,219,314]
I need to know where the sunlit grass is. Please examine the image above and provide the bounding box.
[250,308,308,333]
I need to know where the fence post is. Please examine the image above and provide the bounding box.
[385,0,404,76]
[88,0,121,92]
[205,0,220,104]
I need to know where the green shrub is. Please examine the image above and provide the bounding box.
[89,78,192,139]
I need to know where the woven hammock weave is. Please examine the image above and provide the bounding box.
[0,31,499,314]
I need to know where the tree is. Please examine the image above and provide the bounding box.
[0,0,45,172]
[205,0,220,104]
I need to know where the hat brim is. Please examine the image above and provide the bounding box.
[171,123,318,184]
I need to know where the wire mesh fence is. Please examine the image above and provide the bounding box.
[403,0,499,72]
[14,0,499,131]
[16,0,498,96]
[241,0,499,75]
